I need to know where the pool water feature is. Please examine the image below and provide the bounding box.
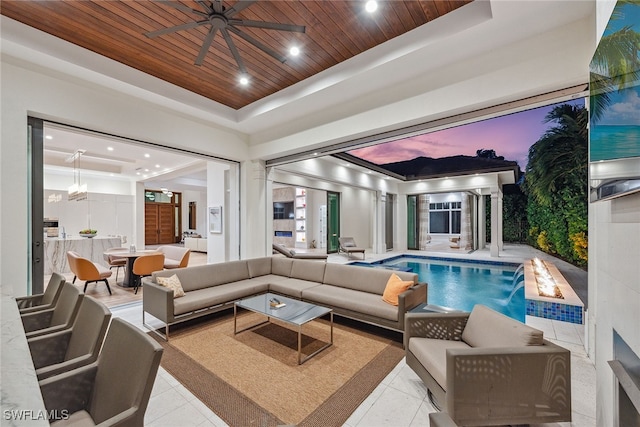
[369,256,525,322]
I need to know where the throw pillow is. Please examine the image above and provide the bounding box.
[156,274,185,298]
[382,273,414,306]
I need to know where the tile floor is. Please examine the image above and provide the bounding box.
[110,244,596,427]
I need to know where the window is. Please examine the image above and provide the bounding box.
[429,201,461,234]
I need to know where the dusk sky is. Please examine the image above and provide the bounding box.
[349,99,585,170]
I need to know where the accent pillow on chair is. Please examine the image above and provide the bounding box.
[382,273,414,306]
[156,274,185,298]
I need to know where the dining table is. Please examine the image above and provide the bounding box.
[107,249,161,288]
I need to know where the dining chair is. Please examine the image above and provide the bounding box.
[28,296,112,380]
[67,251,113,295]
[21,282,84,339]
[39,318,163,427]
[16,272,66,314]
[103,247,128,283]
[132,253,165,295]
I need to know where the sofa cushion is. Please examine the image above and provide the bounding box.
[173,280,269,316]
[302,284,398,321]
[269,278,322,299]
[323,264,417,295]
[272,257,294,277]
[382,274,414,306]
[152,265,216,292]
[409,338,471,391]
[247,257,272,278]
[461,304,544,347]
[156,274,185,298]
[290,259,327,283]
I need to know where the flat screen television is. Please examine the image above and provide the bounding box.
[588,0,640,201]
[273,201,294,220]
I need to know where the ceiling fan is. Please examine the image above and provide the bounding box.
[145,0,306,73]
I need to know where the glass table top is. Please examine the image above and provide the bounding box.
[235,293,331,326]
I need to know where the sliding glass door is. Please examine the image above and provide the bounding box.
[327,191,340,253]
[407,195,418,250]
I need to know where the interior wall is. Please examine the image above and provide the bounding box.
[271,171,375,251]
[182,190,207,236]
[590,191,640,426]
[0,59,248,296]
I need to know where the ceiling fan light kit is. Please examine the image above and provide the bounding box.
[145,0,306,82]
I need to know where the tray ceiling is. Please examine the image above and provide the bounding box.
[1,0,471,110]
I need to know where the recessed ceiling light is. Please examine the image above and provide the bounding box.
[313,152,319,156]
[107,146,114,151]
[289,46,300,56]
[136,172,141,176]
[155,164,160,168]
[239,75,249,86]
[144,168,149,172]
[45,135,53,140]
[144,153,150,158]
[365,0,378,13]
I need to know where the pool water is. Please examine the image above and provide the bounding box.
[375,256,525,321]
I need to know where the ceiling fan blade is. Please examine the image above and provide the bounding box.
[221,29,247,74]
[145,20,209,38]
[195,27,219,66]
[211,0,223,13]
[230,19,306,33]
[196,0,213,13]
[227,27,287,63]
[154,0,207,18]
[224,0,257,18]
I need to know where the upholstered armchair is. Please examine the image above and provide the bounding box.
[28,296,112,380]
[16,272,66,314]
[39,318,163,427]
[405,305,572,426]
[157,245,190,269]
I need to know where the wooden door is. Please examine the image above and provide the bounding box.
[145,205,159,245]
[158,205,174,243]
[145,204,175,245]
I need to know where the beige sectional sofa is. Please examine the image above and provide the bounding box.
[142,257,426,340]
[405,304,572,426]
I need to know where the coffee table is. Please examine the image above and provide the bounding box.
[234,293,333,364]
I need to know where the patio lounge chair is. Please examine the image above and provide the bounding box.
[272,244,328,261]
[338,237,365,259]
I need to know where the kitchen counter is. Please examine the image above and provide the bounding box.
[44,236,122,274]
[1,294,49,426]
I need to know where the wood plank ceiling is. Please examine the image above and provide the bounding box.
[1,0,472,110]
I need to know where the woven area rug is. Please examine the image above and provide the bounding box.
[151,311,404,427]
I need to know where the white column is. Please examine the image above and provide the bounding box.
[477,195,486,250]
[497,190,504,251]
[396,194,408,252]
[373,191,386,254]
[206,162,228,264]
[240,159,267,259]
[490,190,500,257]
[134,182,145,250]
[225,163,240,261]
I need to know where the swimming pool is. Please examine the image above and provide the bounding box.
[364,255,525,321]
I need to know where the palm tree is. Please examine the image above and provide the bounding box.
[525,104,588,205]
[590,0,640,123]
